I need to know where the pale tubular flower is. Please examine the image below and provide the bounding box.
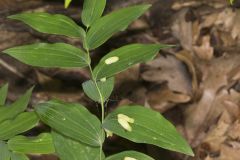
[104,56,119,65]
[124,157,137,160]
[117,114,135,132]
[105,129,113,138]
[100,77,107,82]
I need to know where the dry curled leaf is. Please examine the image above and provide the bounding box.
[141,53,192,95]
[171,8,195,51]
[175,50,199,97]
[193,36,214,60]
[147,84,191,113]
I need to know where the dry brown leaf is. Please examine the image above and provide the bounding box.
[226,141,240,149]
[172,1,202,10]
[202,111,231,152]
[201,12,218,28]
[193,36,214,60]
[129,19,149,30]
[171,8,194,51]
[218,144,240,160]
[36,71,62,90]
[175,50,199,96]
[213,8,240,44]
[230,10,240,40]
[147,84,191,113]
[172,0,226,11]
[228,64,240,82]
[215,8,236,31]
[115,65,140,87]
[184,89,216,144]
[184,53,240,145]
[35,91,85,104]
[141,53,192,95]
[227,121,240,140]
[185,89,240,145]
[204,156,215,160]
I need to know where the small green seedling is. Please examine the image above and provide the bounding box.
[1,0,194,159]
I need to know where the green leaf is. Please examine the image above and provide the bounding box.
[82,0,106,27]
[106,151,154,160]
[10,153,29,160]
[0,141,11,160]
[0,84,8,106]
[0,87,33,124]
[52,131,104,160]
[3,43,89,68]
[8,133,55,154]
[0,112,39,140]
[103,106,194,156]
[93,44,169,79]
[86,4,151,49]
[35,100,104,147]
[64,0,72,8]
[8,13,85,39]
[82,77,114,102]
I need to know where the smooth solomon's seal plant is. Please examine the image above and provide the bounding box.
[0,0,194,159]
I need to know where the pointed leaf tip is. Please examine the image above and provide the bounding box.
[7,13,85,39]
[0,86,33,123]
[3,43,89,68]
[82,0,106,27]
[86,4,152,49]
[64,0,72,8]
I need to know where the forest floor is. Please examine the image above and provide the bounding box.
[0,0,240,160]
